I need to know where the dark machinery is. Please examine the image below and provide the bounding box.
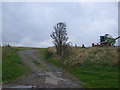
[92,34,120,47]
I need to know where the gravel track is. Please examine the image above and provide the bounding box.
[3,49,82,88]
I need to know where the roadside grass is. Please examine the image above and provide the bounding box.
[48,47,119,66]
[33,60,49,71]
[2,46,30,82]
[33,60,41,65]
[39,48,119,88]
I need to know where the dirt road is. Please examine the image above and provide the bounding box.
[3,49,82,88]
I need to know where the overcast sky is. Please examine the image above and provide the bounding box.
[2,2,119,47]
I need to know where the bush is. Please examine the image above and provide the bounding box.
[48,46,119,66]
[45,50,53,58]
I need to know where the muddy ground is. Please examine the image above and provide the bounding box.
[3,49,82,88]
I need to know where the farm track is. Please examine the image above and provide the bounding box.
[3,49,82,88]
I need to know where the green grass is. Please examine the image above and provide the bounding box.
[2,47,30,82]
[68,66,118,88]
[33,61,41,65]
[39,48,119,88]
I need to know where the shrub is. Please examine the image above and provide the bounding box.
[48,46,119,66]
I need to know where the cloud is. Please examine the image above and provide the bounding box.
[2,2,118,47]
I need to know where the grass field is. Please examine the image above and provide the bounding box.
[39,47,119,88]
[2,46,119,88]
[2,46,30,82]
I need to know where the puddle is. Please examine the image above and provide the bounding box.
[56,72,62,77]
[10,85,35,88]
[45,77,58,85]
[46,72,55,77]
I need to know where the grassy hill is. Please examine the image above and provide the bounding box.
[47,46,119,66]
[40,46,119,88]
[2,46,119,88]
[2,46,30,82]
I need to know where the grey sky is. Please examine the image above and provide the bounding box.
[2,2,118,47]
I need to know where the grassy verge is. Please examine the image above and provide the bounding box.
[39,48,118,88]
[2,47,30,82]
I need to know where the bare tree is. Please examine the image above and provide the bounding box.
[50,22,70,58]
